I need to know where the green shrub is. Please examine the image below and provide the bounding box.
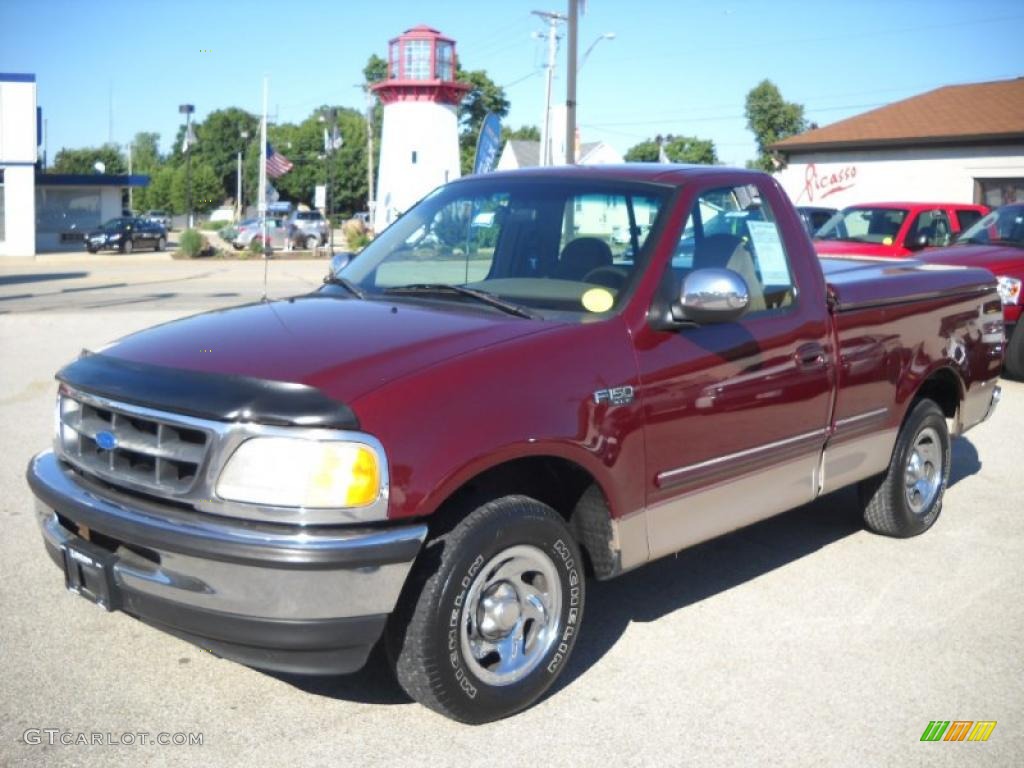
[206,220,230,231]
[248,238,264,256]
[179,229,204,258]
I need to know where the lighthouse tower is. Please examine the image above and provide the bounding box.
[372,25,471,232]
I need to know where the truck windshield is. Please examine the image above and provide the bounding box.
[956,204,1024,248]
[340,178,670,318]
[816,207,908,244]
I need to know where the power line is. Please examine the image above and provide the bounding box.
[582,101,888,129]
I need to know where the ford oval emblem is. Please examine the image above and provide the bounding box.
[95,430,118,451]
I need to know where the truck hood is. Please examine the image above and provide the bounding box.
[98,295,553,405]
[814,239,906,258]
[914,243,1024,276]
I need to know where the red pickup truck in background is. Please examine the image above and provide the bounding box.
[916,203,1024,378]
[814,202,989,258]
[27,166,1004,723]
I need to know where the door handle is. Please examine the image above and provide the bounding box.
[795,342,827,370]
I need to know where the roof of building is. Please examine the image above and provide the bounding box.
[773,77,1024,153]
[36,173,150,187]
[504,139,606,167]
[0,73,35,82]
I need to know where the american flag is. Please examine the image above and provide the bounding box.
[266,142,293,178]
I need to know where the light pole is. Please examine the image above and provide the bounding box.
[319,108,340,252]
[237,129,249,222]
[580,32,615,71]
[178,104,195,227]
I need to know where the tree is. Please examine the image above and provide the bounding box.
[744,79,807,171]
[363,54,387,85]
[146,166,175,213]
[170,162,223,214]
[50,144,126,174]
[456,66,510,175]
[501,125,540,142]
[129,132,161,210]
[624,134,719,164]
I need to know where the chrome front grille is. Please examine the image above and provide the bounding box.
[57,388,212,495]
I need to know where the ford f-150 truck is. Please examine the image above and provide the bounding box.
[27,166,1004,723]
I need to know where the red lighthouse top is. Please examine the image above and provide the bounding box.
[371,25,472,105]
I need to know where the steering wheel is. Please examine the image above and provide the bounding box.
[582,265,630,290]
[581,264,626,290]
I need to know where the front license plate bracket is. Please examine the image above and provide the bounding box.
[62,539,120,611]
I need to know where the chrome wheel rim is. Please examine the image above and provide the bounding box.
[460,544,562,687]
[904,426,943,514]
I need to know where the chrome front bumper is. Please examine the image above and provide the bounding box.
[28,450,427,674]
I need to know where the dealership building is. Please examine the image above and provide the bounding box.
[772,77,1024,210]
[1,73,148,257]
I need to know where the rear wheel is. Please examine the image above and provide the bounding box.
[388,496,585,723]
[1005,324,1024,380]
[121,238,133,254]
[155,236,166,252]
[304,235,318,250]
[859,399,950,537]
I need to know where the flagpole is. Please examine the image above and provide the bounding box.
[259,76,269,299]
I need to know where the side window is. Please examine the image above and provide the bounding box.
[907,210,952,247]
[955,209,982,231]
[673,184,795,314]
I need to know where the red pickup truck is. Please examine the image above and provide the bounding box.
[814,202,989,258]
[27,166,1003,723]
[914,203,1024,378]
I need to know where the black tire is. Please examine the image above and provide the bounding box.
[1005,323,1024,380]
[155,236,166,252]
[121,238,133,254]
[388,496,585,724]
[86,247,98,254]
[859,399,950,537]
[305,235,318,250]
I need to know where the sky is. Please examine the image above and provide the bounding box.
[2,0,1022,167]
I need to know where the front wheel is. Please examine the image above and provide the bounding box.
[304,235,318,250]
[388,496,585,723]
[859,399,950,537]
[1005,323,1024,380]
[121,238,133,254]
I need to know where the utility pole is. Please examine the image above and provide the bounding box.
[179,103,195,227]
[533,10,565,167]
[366,93,376,223]
[565,0,578,165]
[127,142,133,211]
[237,129,249,221]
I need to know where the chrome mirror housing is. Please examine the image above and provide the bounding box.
[673,268,750,324]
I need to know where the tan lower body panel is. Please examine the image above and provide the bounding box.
[819,428,898,496]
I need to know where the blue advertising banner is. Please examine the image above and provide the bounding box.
[473,113,502,175]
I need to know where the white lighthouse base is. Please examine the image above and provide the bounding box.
[374,100,462,233]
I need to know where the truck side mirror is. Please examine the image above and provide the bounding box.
[671,268,750,324]
[905,234,929,251]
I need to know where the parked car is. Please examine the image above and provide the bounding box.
[915,203,1024,378]
[85,216,167,253]
[796,205,837,236]
[814,202,989,258]
[208,208,235,224]
[28,165,1002,723]
[144,210,172,230]
[288,210,329,248]
[232,218,290,250]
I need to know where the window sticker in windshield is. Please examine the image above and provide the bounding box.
[745,221,791,284]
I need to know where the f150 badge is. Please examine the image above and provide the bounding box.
[593,386,635,406]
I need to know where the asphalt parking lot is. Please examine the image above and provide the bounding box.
[1,262,1021,767]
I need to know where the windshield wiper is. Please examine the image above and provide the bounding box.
[382,283,538,319]
[322,275,365,298]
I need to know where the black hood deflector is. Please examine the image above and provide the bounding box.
[57,353,359,430]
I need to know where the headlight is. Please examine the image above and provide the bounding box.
[107,233,121,241]
[216,437,383,508]
[997,276,1021,305]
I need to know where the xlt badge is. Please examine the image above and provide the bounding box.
[593,386,635,406]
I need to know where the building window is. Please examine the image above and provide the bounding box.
[35,187,102,235]
[411,151,418,164]
[0,169,5,243]
[403,40,431,81]
[435,42,453,80]
[975,178,1024,207]
[389,42,400,79]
